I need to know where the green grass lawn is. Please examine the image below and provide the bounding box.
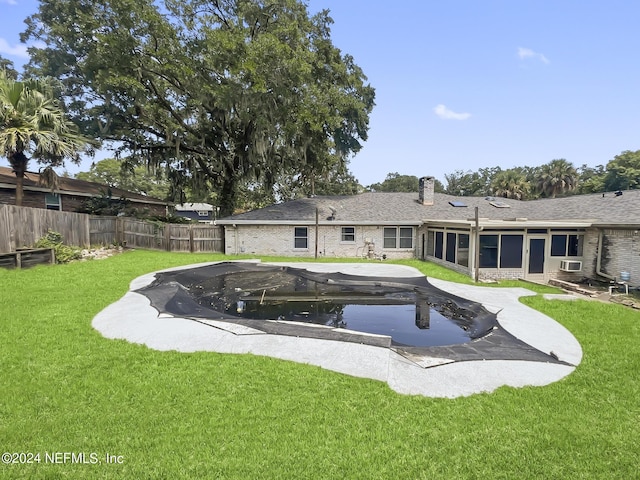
[1,250,638,479]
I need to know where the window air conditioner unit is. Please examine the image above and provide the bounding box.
[559,260,582,272]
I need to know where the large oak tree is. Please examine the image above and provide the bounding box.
[23,0,375,215]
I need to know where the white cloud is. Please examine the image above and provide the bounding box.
[517,47,549,64]
[0,38,29,58]
[433,104,471,121]
[0,0,18,5]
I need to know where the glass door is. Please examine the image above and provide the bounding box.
[527,237,546,274]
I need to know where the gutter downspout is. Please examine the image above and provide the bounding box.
[596,229,615,280]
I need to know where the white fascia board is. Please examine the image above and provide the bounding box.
[216,220,423,226]
[423,218,595,229]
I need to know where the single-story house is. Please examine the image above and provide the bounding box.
[0,166,171,216]
[216,176,640,285]
[175,203,218,223]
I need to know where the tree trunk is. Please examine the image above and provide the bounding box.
[219,174,237,217]
[15,173,24,206]
[9,152,28,207]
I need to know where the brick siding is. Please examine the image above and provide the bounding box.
[224,224,416,259]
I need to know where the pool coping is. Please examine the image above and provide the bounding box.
[92,261,583,398]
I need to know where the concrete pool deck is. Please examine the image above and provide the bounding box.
[92,261,583,398]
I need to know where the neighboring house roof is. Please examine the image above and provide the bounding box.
[0,166,170,206]
[217,190,640,228]
[175,203,214,211]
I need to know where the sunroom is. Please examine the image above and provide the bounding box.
[419,218,591,282]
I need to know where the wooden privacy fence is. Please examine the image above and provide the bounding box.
[0,205,224,254]
[0,204,90,252]
[89,216,224,253]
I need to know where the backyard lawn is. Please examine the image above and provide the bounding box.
[1,250,638,479]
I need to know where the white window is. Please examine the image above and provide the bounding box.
[383,226,414,249]
[399,227,413,248]
[551,234,584,257]
[341,226,355,242]
[197,210,209,217]
[294,227,308,249]
[45,193,61,211]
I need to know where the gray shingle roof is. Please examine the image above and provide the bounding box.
[218,190,640,227]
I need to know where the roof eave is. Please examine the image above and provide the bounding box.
[0,182,172,206]
[216,220,423,226]
[592,222,640,229]
[423,218,596,228]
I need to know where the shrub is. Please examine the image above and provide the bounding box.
[34,230,82,264]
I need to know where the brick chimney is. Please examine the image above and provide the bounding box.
[418,176,434,205]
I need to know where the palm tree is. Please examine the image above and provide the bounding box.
[0,71,90,206]
[536,159,578,198]
[491,169,531,200]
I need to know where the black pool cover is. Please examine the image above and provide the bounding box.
[135,262,567,364]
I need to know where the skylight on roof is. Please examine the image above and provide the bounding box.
[489,201,510,208]
[449,201,467,207]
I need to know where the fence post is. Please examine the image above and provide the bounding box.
[189,225,195,253]
[165,224,171,251]
[83,215,90,248]
[116,217,125,246]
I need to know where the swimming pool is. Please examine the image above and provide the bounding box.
[135,262,498,347]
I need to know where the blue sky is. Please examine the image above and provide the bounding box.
[2,0,640,187]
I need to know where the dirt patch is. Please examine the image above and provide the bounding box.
[610,296,640,310]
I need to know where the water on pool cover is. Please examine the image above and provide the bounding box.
[190,270,476,347]
[232,300,472,347]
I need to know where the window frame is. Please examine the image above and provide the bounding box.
[434,231,444,259]
[499,234,524,268]
[445,232,456,263]
[293,227,308,249]
[45,193,61,211]
[479,234,499,268]
[399,227,413,249]
[456,233,469,267]
[427,229,469,266]
[341,226,356,243]
[383,226,415,249]
[550,233,584,257]
[383,227,396,248]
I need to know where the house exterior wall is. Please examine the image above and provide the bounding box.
[553,228,597,283]
[222,222,640,286]
[224,224,417,259]
[0,188,167,216]
[554,228,640,286]
[176,211,213,222]
[0,189,88,211]
[424,254,472,276]
[0,189,52,210]
[585,228,640,286]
